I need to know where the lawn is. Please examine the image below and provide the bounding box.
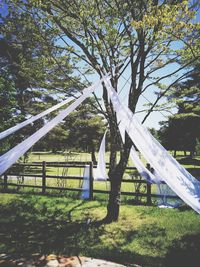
[0,193,200,267]
[28,150,200,169]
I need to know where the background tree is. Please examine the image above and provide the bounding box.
[0,3,79,154]
[64,98,107,163]
[0,74,19,154]
[149,128,160,142]
[34,98,107,159]
[3,0,200,222]
[159,63,200,157]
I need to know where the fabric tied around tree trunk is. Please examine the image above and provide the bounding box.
[103,74,200,214]
[0,76,110,176]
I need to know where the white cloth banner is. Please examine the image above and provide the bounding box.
[118,119,163,184]
[157,183,183,208]
[129,146,163,184]
[103,75,200,214]
[0,95,78,140]
[81,165,90,199]
[0,77,108,176]
[93,131,108,181]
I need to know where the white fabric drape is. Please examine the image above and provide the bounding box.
[118,118,163,184]
[0,95,77,140]
[0,77,108,176]
[157,183,183,208]
[129,146,163,184]
[118,117,125,143]
[93,131,108,181]
[81,165,90,199]
[119,119,179,207]
[103,75,200,214]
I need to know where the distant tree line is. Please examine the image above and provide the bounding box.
[158,63,200,157]
[0,6,106,162]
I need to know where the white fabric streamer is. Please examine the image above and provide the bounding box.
[0,77,108,176]
[0,95,77,140]
[129,146,163,184]
[157,183,183,208]
[119,119,181,207]
[118,119,162,184]
[81,165,90,199]
[118,118,125,143]
[103,74,200,214]
[93,131,108,181]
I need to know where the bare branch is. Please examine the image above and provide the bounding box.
[142,57,198,93]
[142,69,194,123]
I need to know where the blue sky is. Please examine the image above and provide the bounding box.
[0,2,199,130]
[0,3,8,18]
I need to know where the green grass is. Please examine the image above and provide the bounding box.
[0,193,200,267]
[28,151,93,163]
[2,151,199,265]
[27,150,200,169]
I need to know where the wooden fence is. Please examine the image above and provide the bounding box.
[1,161,199,205]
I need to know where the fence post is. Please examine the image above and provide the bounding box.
[4,173,8,190]
[89,161,93,200]
[42,161,46,194]
[147,182,152,205]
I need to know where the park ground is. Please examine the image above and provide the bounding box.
[0,193,200,267]
[0,151,200,267]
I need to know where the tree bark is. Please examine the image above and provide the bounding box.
[105,172,122,222]
[103,155,130,223]
[101,77,135,222]
[103,134,132,223]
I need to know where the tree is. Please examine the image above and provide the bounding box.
[64,98,107,163]
[0,74,19,154]
[149,128,160,142]
[33,124,70,153]
[159,63,200,157]
[0,2,79,152]
[34,98,107,158]
[5,0,200,222]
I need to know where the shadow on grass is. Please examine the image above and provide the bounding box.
[165,234,200,267]
[0,194,160,267]
[0,196,100,255]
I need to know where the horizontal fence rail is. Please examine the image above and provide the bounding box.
[1,161,200,205]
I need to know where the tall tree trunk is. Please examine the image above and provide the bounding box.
[105,171,122,222]
[101,76,135,223]
[103,134,132,223]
